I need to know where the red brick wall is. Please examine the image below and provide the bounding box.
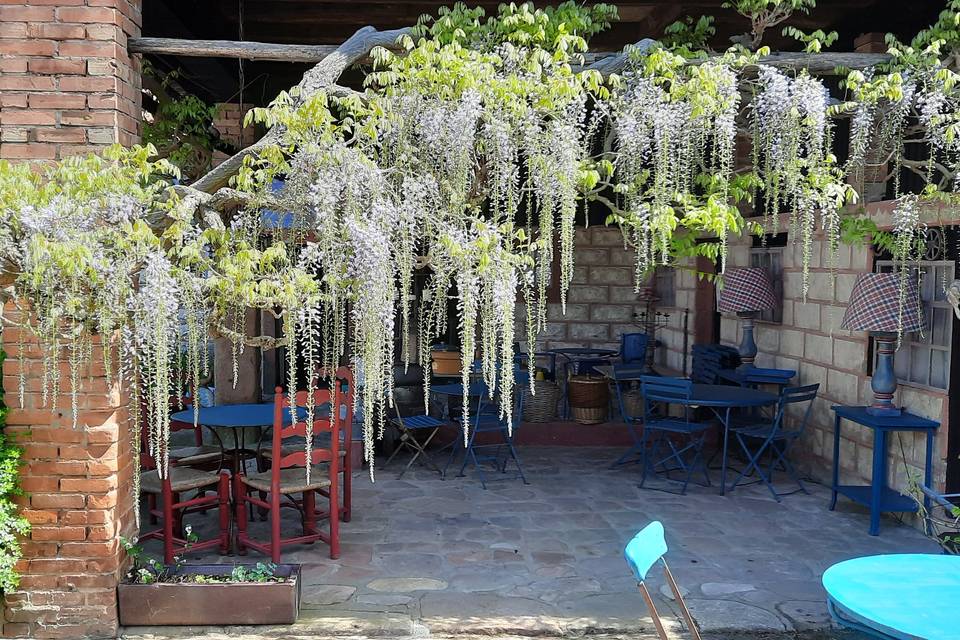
[2,306,135,639]
[211,102,256,166]
[0,0,142,162]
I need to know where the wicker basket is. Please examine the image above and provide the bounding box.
[567,375,609,409]
[571,406,607,425]
[522,380,560,423]
[622,389,643,419]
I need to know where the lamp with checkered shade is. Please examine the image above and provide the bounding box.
[717,267,778,368]
[841,272,922,416]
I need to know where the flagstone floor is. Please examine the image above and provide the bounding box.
[128,445,936,639]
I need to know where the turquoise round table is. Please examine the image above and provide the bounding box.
[822,554,960,639]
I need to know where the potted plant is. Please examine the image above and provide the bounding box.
[117,534,302,626]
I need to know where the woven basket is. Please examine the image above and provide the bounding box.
[622,389,643,419]
[567,375,609,409]
[522,381,560,423]
[571,406,607,425]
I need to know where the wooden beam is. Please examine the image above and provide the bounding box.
[129,37,339,62]
[131,36,892,74]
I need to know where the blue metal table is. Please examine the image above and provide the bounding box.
[823,554,960,639]
[717,366,796,388]
[431,382,526,487]
[830,405,939,536]
[685,384,779,495]
[171,403,310,471]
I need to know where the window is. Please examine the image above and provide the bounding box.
[875,261,955,390]
[654,267,675,307]
[749,238,785,323]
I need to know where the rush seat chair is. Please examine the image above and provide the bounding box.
[235,384,343,561]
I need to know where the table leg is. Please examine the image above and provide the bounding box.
[830,414,841,511]
[924,428,934,535]
[869,428,887,536]
[720,407,731,496]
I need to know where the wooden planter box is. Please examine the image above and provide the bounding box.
[118,564,301,626]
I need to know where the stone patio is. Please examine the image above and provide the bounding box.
[126,446,937,639]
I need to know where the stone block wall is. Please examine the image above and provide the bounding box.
[706,203,956,492]
[517,226,645,353]
[2,311,134,639]
[0,0,142,161]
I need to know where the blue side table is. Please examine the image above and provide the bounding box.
[830,405,939,536]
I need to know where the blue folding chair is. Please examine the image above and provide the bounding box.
[625,521,701,640]
[445,371,530,489]
[385,407,447,479]
[609,364,646,467]
[639,376,712,495]
[729,383,819,501]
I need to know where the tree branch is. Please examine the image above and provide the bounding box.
[190,26,410,195]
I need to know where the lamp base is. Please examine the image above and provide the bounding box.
[866,405,903,417]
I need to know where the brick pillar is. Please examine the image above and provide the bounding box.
[211,102,257,166]
[2,306,134,639]
[0,0,142,162]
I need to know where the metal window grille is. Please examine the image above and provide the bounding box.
[875,260,954,391]
[749,247,784,323]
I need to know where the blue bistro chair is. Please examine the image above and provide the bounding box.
[625,521,702,640]
[445,369,530,488]
[609,364,647,467]
[620,332,649,366]
[639,376,712,495]
[729,383,819,501]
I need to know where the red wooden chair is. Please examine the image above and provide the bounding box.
[235,385,342,561]
[138,445,231,564]
[141,399,225,526]
[257,366,354,522]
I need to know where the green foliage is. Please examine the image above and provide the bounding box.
[142,67,222,181]
[782,26,837,53]
[661,15,717,56]
[0,349,30,594]
[121,536,283,584]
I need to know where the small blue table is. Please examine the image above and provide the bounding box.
[823,554,960,639]
[830,405,939,536]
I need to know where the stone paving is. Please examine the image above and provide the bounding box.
[127,446,937,639]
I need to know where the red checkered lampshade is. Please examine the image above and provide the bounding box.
[717,268,778,313]
[841,272,922,333]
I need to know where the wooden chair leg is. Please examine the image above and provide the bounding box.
[217,473,230,555]
[638,582,669,640]
[329,470,340,559]
[341,462,352,522]
[303,490,316,538]
[270,493,282,564]
[162,484,175,565]
[664,561,701,640]
[233,473,248,555]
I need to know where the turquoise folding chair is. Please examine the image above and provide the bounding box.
[624,521,701,640]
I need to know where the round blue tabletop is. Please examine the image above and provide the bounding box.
[170,403,311,428]
[689,384,777,408]
[823,554,960,639]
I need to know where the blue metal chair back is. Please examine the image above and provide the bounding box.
[774,383,819,438]
[620,332,649,365]
[624,521,668,581]
[641,375,694,425]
